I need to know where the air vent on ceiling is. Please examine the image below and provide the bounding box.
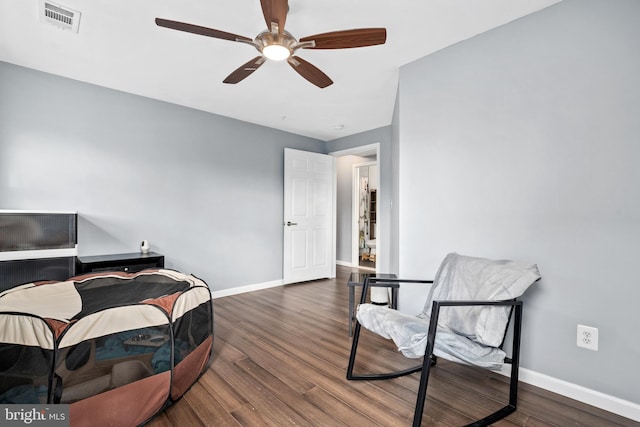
[39,0,81,33]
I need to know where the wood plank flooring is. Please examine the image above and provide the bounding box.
[148,266,637,426]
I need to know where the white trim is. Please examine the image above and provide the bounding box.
[0,210,77,214]
[331,155,337,279]
[336,260,353,267]
[328,143,379,158]
[211,279,284,299]
[0,246,78,261]
[499,366,640,422]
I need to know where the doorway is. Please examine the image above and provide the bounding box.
[354,162,377,270]
[330,143,380,272]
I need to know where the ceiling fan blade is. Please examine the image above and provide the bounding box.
[299,28,387,49]
[287,56,333,88]
[155,18,253,43]
[223,56,266,84]
[260,0,288,33]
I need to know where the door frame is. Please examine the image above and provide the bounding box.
[329,142,381,272]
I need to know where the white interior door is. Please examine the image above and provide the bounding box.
[283,148,335,284]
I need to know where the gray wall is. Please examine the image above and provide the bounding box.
[327,126,393,272]
[397,0,639,403]
[0,62,324,291]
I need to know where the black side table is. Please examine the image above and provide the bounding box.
[76,252,164,274]
[347,272,398,337]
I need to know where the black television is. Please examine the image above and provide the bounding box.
[0,210,77,292]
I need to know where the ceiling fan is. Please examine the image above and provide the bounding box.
[155,0,386,88]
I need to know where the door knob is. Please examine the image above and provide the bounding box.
[286,221,298,226]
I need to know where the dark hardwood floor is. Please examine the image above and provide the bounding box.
[148,266,637,426]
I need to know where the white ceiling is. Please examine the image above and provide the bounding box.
[0,0,561,141]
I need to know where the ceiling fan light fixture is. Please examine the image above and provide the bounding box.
[156,1,387,87]
[263,43,291,61]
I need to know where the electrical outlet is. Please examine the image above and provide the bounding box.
[577,324,598,351]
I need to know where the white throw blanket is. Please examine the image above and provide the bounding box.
[356,253,541,370]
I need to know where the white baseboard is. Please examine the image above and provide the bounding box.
[211,279,283,299]
[336,260,353,267]
[499,366,640,422]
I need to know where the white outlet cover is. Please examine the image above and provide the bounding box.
[577,324,599,351]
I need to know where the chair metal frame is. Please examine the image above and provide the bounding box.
[346,277,524,427]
